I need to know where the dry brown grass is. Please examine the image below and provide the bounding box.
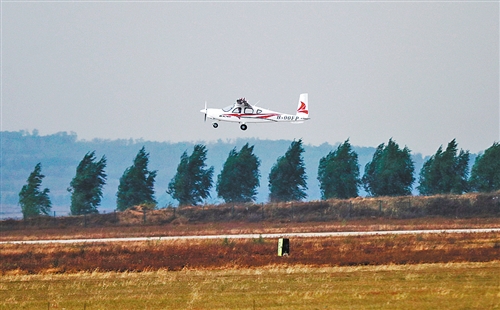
[2,217,500,242]
[1,232,499,274]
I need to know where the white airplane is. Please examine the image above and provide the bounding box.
[201,93,309,130]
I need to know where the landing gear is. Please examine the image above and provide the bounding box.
[212,123,219,128]
[240,124,248,131]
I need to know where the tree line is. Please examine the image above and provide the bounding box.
[18,138,500,219]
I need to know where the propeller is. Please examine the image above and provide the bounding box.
[204,101,207,122]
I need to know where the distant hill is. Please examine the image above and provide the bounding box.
[1,131,428,218]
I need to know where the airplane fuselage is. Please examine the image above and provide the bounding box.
[203,106,308,124]
[201,93,309,130]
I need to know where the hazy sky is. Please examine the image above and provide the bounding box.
[2,1,498,156]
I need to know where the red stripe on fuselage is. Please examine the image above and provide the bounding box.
[224,113,280,119]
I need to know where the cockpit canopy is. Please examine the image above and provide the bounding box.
[222,99,259,114]
[222,105,234,112]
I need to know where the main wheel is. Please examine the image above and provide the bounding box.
[212,123,219,128]
[240,124,247,131]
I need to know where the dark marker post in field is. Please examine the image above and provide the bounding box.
[278,238,290,256]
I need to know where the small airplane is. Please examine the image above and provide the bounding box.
[201,93,309,130]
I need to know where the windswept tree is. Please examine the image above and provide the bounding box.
[268,139,307,202]
[217,143,261,203]
[417,139,470,195]
[318,139,360,199]
[469,142,500,193]
[19,163,51,218]
[68,151,107,215]
[117,147,157,211]
[362,139,414,197]
[167,144,214,206]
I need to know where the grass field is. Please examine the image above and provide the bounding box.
[1,262,499,309]
[2,214,499,309]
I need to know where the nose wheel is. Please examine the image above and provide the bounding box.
[212,123,218,128]
[240,124,247,131]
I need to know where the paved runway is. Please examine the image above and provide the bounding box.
[2,228,499,244]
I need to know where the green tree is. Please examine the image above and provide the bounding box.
[167,144,214,206]
[362,139,415,197]
[268,139,307,202]
[217,143,261,203]
[217,148,238,202]
[117,147,157,211]
[417,139,470,195]
[68,151,107,215]
[318,139,360,199]
[19,163,51,218]
[469,142,500,193]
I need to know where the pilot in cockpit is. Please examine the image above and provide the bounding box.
[236,98,249,106]
[234,98,252,114]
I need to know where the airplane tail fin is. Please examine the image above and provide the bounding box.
[296,93,309,118]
